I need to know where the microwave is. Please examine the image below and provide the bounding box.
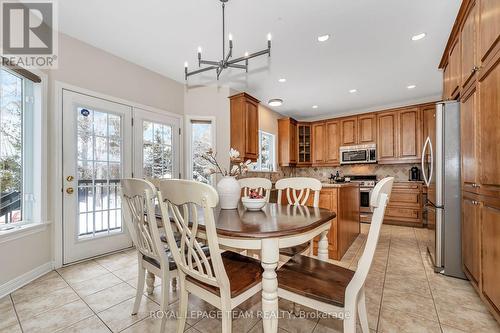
[340,144,377,164]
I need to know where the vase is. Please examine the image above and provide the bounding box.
[217,176,241,209]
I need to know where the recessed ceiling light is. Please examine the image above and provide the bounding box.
[317,34,330,42]
[349,89,357,93]
[312,105,319,109]
[411,33,426,41]
[278,78,287,83]
[268,99,283,107]
[407,84,417,89]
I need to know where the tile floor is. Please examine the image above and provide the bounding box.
[1,224,500,333]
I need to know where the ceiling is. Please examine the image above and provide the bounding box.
[57,0,461,119]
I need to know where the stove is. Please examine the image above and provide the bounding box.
[345,175,377,223]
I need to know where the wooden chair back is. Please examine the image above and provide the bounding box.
[347,177,394,296]
[275,177,322,207]
[157,179,230,295]
[238,177,273,202]
[120,178,166,266]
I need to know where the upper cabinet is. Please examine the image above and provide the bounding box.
[340,117,357,146]
[357,114,377,144]
[312,122,326,165]
[461,2,478,88]
[377,107,422,164]
[478,0,500,63]
[229,93,259,162]
[297,123,312,166]
[449,38,462,98]
[278,118,298,167]
[311,120,340,166]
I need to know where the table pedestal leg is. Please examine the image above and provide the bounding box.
[318,230,329,261]
[261,238,279,333]
[146,271,155,295]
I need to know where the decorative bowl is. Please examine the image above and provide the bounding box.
[241,197,267,211]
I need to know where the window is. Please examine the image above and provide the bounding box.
[142,121,173,179]
[0,68,38,226]
[188,118,215,184]
[251,131,275,172]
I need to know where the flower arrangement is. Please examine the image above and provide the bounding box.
[202,148,252,177]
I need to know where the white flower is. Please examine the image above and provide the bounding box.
[229,148,240,159]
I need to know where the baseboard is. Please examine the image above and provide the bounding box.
[0,261,54,299]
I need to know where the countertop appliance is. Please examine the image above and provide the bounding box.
[409,166,421,181]
[346,175,377,223]
[340,144,377,165]
[422,101,464,279]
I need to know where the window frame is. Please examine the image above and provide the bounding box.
[184,115,216,184]
[252,130,276,172]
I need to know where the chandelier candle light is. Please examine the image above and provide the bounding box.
[184,0,272,80]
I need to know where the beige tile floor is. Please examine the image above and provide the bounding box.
[2,224,500,333]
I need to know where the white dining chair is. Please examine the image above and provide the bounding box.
[120,178,178,332]
[276,177,394,333]
[238,177,273,202]
[157,179,263,333]
[275,177,322,256]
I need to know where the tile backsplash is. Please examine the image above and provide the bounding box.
[246,163,420,182]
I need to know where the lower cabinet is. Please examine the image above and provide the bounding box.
[383,182,423,226]
[462,194,480,284]
[481,197,500,318]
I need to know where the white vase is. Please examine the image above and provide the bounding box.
[217,176,240,209]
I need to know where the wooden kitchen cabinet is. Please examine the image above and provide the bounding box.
[443,63,452,100]
[398,108,422,161]
[278,118,298,166]
[461,85,479,193]
[229,92,259,162]
[449,38,462,98]
[377,111,398,162]
[383,182,423,227]
[422,105,436,161]
[297,123,312,166]
[461,2,478,88]
[481,197,500,317]
[312,121,340,166]
[462,194,481,284]
[478,0,500,64]
[357,114,377,144]
[340,117,357,146]
[312,122,325,165]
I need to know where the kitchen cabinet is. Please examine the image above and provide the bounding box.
[461,2,478,88]
[461,85,479,193]
[297,123,312,166]
[481,197,500,316]
[449,38,462,98]
[478,0,500,64]
[340,117,357,146]
[462,194,480,284]
[357,114,377,144]
[377,111,398,162]
[443,63,452,100]
[229,92,259,162]
[422,105,436,161]
[278,118,298,166]
[312,122,325,165]
[383,182,423,227]
[312,120,340,166]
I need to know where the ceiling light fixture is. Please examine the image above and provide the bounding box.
[312,105,319,109]
[411,33,426,41]
[407,84,417,89]
[268,99,283,107]
[278,78,287,83]
[349,89,357,93]
[317,34,330,42]
[184,0,271,80]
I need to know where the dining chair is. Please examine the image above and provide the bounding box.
[121,178,178,331]
[157,179,263,333]
[238,177,273,202]
[276,177,394,333]
[275,177,322,256]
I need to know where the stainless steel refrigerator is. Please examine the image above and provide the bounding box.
[422,101,465,279]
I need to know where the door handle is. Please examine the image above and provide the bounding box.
[66,175,74,182]
[66,187,74,194]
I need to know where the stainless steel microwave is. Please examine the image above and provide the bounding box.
[340,144,377,164]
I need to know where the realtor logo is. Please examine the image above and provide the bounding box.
[1,0,58,68]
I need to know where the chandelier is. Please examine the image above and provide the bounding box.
[184,0,272,80]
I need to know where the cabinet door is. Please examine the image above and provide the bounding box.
[245,101,259,160]
[462,197,480,283]
[312,122,325,164]
[449,38,461,97]
[479,0,500,63]
[377,112,398,162]
[325,120,340,164]
[398,108,421,161]
[358,114,376,144]
[422,106,436,158]
[290,121,298,164]
[461,3,478,88]
[340,117,357,146]
[481,201,500,311]
[443,63,452,100]
[478,56,500,195]
[461,86,479,192]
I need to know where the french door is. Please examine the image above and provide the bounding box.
[62,90,181,264]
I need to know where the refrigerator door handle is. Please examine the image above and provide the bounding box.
[422,137,432,186]
[428,138,434,185]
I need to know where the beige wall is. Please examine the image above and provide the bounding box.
[0,33,185,288]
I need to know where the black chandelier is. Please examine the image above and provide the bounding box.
[184,0,272,80]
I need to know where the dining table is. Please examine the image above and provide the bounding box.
[152,202,336,333]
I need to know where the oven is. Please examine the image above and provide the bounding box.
[340,144,377,165]
[359,187,373,213]
[346,175,377,223]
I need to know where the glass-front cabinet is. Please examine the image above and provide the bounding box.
[297,123,311,166]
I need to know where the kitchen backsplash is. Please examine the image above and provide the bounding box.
[246,163,420,182]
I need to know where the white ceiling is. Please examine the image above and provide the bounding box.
[57,0,461,119]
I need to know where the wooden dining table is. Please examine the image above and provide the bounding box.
[153,202,336,333]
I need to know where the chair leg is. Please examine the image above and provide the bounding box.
[132,258,146,315]
[357,289,369,333]
[343,298,357,333]
[309,239,314,256]
[160,271,170,333]
[221,302,232,333]
[176,276,188,333]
